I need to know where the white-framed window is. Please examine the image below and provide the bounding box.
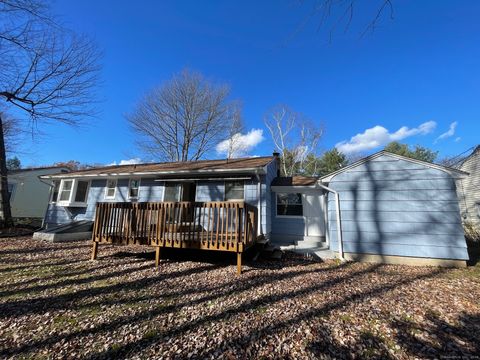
[276,193,303,217]
[128,179,140,199]
[56,179,90,207]
[58,180,73,202]
[105,179,117,199]
[163,183,182,202]
[224,181,244,201]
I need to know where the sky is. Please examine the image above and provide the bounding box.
[16,0,480,166]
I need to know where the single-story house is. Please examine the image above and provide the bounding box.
[38,151,470,271]
[6,166,70,226]
[455,145,480,228]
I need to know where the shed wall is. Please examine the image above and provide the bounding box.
[327,154,468,260]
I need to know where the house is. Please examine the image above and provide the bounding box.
[6,166,70,226]
[271,151,469,267]
[456,145,480,228]
[38,151,470,272]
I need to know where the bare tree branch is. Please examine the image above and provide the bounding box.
[126,69,238,162]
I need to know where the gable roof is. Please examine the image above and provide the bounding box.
[321,150,469,182]
[271,176,319,187]
[41,156,275,179]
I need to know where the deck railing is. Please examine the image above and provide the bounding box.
[92,201,258,253]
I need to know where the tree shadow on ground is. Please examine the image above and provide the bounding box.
[392,311,480,357]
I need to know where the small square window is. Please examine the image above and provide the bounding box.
[225,181,244,201]
[277,193,303,216]
[129,179,140,198]
[105,179,117,199]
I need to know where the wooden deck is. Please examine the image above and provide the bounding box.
[90,201,259,274]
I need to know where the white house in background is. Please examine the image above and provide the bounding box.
[456,145,480,228]
[8,166,70,225]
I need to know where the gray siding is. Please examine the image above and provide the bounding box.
[457,147,480,227]
[327,154,468,260]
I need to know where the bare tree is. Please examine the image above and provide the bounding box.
[0,0,100,227]
[127,69,238,162]
[264,105,323,176]
[224,102,245,159]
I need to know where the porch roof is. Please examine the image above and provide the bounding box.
[41,156,275,179]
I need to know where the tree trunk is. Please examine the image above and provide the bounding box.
[0,115,13,228]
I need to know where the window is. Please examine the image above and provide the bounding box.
[164,183,182,202]
[56,179,90,206]
[105,179,117,199]
[74,181,89,203]
[7,182,16,202]
[276,193,303,216]
[129,179,140,199]
[59,180,73,202]
[51,180,60,202]
[225,181,244,201]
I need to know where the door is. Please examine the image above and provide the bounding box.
[302,193,325,237]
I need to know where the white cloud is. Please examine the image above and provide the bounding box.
[455,137,461,142]
[435,121,458,143]
[335,121,437,155]
[216,129,265,158]
[108,158,142,166]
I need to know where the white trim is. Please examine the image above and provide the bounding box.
[321,150,469,182]
[104,179,117,200]
[128,178,141,200]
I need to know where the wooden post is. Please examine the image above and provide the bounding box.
[237,251,242,275]
[91,241,99,260]
[155,246,161,269]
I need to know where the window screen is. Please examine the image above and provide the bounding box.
[225,181,244,201]
[74,181,89,202]
[276,193,303,216]
[59,180,73,201]
[164,183,181,202]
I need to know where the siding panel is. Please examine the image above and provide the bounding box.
[327,154,468,260]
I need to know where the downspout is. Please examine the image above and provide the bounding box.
[318,182,344,260]
[255,173,263,236]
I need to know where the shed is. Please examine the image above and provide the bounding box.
[322,151,469,266]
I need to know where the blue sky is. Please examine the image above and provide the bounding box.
[18,0,480,166]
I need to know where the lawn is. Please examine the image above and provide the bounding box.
[0,237,479,359]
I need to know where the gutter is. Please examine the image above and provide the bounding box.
[318,182,344,261]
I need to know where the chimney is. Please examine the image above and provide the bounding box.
[272,151,281,177]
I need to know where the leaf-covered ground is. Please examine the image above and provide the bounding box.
[0,237,479,359]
